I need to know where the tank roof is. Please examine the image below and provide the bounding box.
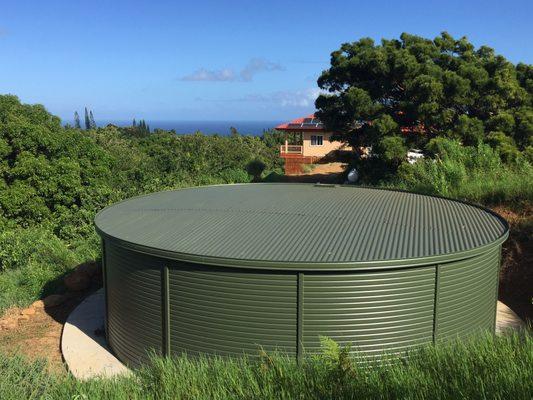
[95,184,508,270]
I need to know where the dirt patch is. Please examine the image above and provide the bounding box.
[285,162,347,183]
[494,205,532,324]
[0,262,102,374]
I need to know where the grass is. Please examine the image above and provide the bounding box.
[389,142,533,206]
[0,333,531,399]
[301,163,317,173]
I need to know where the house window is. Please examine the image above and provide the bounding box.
[310,135,323,146]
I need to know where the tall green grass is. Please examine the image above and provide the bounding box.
[0,333,531,400]
[390,141,533,205]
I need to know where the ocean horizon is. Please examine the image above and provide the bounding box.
[65,120,282,136]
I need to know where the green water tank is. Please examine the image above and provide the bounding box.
[95,184,508,367]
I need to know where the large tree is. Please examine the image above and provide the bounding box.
[315,32,532,151]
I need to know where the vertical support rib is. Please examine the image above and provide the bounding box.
[493,246,502,334]
[433,264,440,343]
[297,272,304,362]
[101,239,109,340]
[162,265,171,356]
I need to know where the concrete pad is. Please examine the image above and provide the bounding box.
[61,289,129,380]
[496,301,526,335]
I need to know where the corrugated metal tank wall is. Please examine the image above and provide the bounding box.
[302,266,436,357]
[435,247,501,341]
[168,264,297,357]
[104,242,164,367]
[103,242,502,366]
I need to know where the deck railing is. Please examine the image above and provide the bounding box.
[280,145,303,155]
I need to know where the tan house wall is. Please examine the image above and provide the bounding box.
[301,132,351,157]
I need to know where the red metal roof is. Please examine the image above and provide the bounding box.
[275,114,326,131]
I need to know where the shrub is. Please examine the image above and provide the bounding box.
[373,136,407,166]
[301,164,316,173]
[218,168,251,184]
[486,131,521,163]
[246,158,266,181]
[393,141,533,204]
[0,227,94,313]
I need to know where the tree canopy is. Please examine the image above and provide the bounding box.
[0,95,282,240]
[315,32,532,154]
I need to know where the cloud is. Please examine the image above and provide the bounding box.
[239,58,284,81]
[180,68,236,82]
[180,58,284,82]
[240,88,322,107]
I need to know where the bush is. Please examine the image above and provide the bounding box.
[246,158,266,181]
[393,141,533,204]
[486,131,522,163]
[0,227,96,313]
[373,136,407,166]
[218,168,251,184]
[0,95,286,314]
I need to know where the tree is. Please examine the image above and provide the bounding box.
[230,127,239,137]
[132,118,137,127]
[246,158,266,182]
[89,110,96,129]
[315,32,532,152]
[74,111,81,129]
[84,107,90,130]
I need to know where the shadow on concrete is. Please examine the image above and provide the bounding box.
[61,289,129,379]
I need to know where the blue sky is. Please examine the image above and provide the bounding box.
[1,0,532,122]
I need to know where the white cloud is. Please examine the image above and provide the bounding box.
[180,58,284,82]
[239,58,284,81]
[276,88,322,107]
[238,88,322,107]
[180,68,236,82]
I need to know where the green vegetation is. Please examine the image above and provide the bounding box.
[316,32,532,152]
[1,333,531,399]
[301,163,317,173]
[357,138,533,205]
[315,32,532,202]
[0,32,532,398]
[0,94,281,314]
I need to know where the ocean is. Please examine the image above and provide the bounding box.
[85,120,282,136]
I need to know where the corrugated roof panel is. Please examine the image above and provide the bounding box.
[95,184,508,270]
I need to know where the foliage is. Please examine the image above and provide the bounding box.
[373,135,407,166]
[301,163,316,173]
[0,333,531,399]
[391,139,533,204]
[261,129,302,147]
[486,131,521,163]
[246,158,266,181]
[316,32,532,155]
[0,95,282,311]
[0,226,95,312]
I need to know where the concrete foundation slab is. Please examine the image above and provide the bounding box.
[61,289,129,380]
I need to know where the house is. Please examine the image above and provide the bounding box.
[276,114,351,174]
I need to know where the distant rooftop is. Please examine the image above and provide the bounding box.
[275,114,325,131]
